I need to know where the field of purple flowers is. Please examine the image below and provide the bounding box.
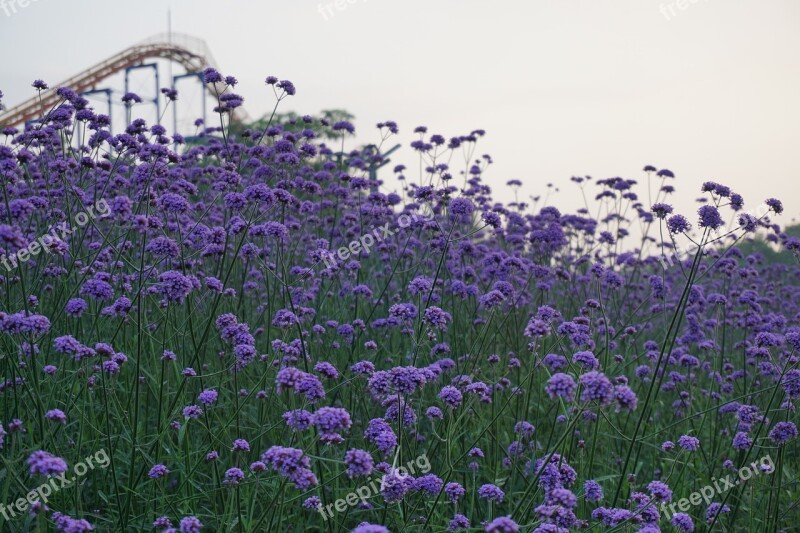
[0,72,799,532]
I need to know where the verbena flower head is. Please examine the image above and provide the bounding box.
[697,205,724,230]
[677,435,700,451]
[198,389,218,406]
[769,421,798,445]
[579,371,614,405]
[584,480,603,502]
[651,203,673,219]
[27,451,68,476]
[445,481,466,502]
[478,483,505,503]
[438,385,463,408]
[545,373,576,400]
[671,512,694,532]
[344,448,374,478]
[148,464,169,479]
[352,524,389,533]
[667,214,691,234]
[179,516,203,533]
[484,516,518,532]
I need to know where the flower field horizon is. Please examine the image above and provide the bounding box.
[0,72,798,532]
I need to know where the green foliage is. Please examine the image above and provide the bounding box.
[736,223,800,264]
[231,109,355,140]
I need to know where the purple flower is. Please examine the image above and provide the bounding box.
[121,92,144,105]
[478,483,505,503]
[449,197,475,217]
[198,389,218,406]
[352,524,389,533]
[438,385,463,408]
[261,446,317,490]
[449,513,470,531]
[697,205,724,230]
[732,431,752,450]
[380,469,414,503]
[276,79,296,96]
[27,451,68,476]
[667,214,691,234]
[182,405,204,419]
[332,120,355,134]
[351,361,375,375]
[314,361,339,379]
[647,480,672,502]
[80,278,114,301]
[232,439,251,452]
[224,467,245,485]
[547,487,578,508]
[312,407,352,435]
[677,435,700,451]
[283,409,313,431]
[769,421,798,445]
[545,373,576,400]
[51,512,94,532]
[148,464,169,479]
[484,516,518,532]
[155,271,198,303]
[738,213,758,232]
[585,479,603,502]
[614,385,638,412]
[389,303,418,321]
[706,502,731,522]
[303,496,322,510]
[672,512,694,532]
[159,193,190,213]
[276,367,326,403]
[782,369,800,398]
[53,335,94,360]
[445,481,466,502]
[483,211,502,228]
[469,447,485,458]
[65,298,88,317]
[179,516,203,533]
[651,203,673,219]
[424,306,452,330]
[414,474,444,495]
[153,516,172,529]
[426,406,444,420]
[572,350,599,370]
[344,448,374,478]
[45,409,67,424]
[272,309,300,328]
[579,371,614,405]
[765,197,783,213]
[514,421,535,438]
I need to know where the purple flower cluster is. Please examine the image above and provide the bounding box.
[0,73,796,532]
[261,446,318,490]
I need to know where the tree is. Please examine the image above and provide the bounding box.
[230,109,355,140]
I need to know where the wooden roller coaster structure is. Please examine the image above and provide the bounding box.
[0,33,245,129]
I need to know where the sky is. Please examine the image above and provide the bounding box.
[1,0,799,224]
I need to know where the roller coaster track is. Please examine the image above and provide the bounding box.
[0,33,239,129]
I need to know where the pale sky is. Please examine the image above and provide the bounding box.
[1,0,799,223]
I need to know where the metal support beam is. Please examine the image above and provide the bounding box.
[172,72,206,139]
[124,62,160,124]
[80,88,113,129]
